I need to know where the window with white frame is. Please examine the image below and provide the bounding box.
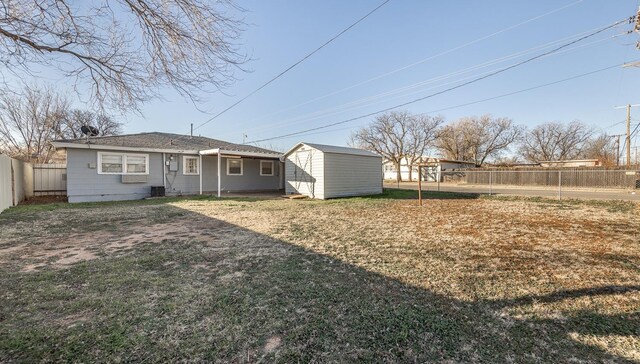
[183,156,199,175]
[260,160,274,176]
[227,158,243,175]
[98,152,148,174]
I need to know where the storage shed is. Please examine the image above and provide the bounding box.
[284,142,382,199]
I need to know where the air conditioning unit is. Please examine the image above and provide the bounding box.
[122,174,148,183]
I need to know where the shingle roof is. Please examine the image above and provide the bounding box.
[53,132,278,155]
[285,142,380,157]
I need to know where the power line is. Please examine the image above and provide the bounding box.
[239,33,617,136]
[241,0,587,127]
[246,18,633,144]
[186,0,391,136]
[256,61,638,142]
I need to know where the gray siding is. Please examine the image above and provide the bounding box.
[67,149,281,202]
[217,157,281,192]
[66,148,164,203]
[323,153,382,198]
[285,147,324,199]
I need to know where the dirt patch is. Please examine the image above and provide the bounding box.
[263,335,281,353]
[21,196,68,205]
[6,216,240,271]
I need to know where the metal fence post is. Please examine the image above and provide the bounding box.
[489,170,493,195]
[558,170,562,201]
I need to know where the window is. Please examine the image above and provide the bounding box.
[227,158,243,175]
[127,155,147,174]
[260,160,274,176]
[98,152,148,175]
[183,156,199,175]
[100,154,123,173]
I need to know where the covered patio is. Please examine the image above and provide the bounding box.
[197,148,283,197]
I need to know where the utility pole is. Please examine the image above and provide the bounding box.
[626,104,631,167]
[614,104,640,167]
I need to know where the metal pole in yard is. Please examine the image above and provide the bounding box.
[418,165,422,207]
[489,170,493,196]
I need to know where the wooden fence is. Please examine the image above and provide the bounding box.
[33,164,67,196]
[446,167,640,189]
[0,155,34,213]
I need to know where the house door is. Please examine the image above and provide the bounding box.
[293,150,314,198]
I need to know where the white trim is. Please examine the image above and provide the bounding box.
[226,158,243,176]
[97,151,149,175]
[52,141,198,154]
[260,160,274,176]
[182,155,200,175]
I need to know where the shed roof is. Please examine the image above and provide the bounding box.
[52,132,278,155]
[285,142,380,158]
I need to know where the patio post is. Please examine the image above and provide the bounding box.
[217,152,221,198]
[199,154,203,195]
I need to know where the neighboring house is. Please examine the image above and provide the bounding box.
[51,132,282,203]
[539,159,601,168]
[383,157,476,182]
[284,142,382,199]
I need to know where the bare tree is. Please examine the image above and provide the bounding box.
[436,115,522,165]
[582,134,617,166]
[519,121,593,162]
[0,84,122,162]
[0,85,67,162]
[57,110,122,140]
[0,0,246,112]
[351,111,412,182]
[405,114,444,180]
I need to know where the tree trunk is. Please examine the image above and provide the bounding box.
[396,161,402,182]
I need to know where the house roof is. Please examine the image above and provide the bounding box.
[52,132,279,156]
[284,142,380,158]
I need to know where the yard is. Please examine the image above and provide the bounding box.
[0,191,638,362]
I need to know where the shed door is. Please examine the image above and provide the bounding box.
[294,150,314,198]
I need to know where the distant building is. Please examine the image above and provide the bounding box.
[539,159,601,168]
[383,157,476,182]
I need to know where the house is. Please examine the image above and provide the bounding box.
[284,142,382,199]
[383,157,476,182]
[539,159,601,168]
[51,132,282,203]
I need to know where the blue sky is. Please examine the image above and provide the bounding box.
[45,1,640,151]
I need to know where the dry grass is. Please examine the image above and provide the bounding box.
[0,191,638,362]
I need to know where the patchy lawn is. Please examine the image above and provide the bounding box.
[0,190,638,362]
